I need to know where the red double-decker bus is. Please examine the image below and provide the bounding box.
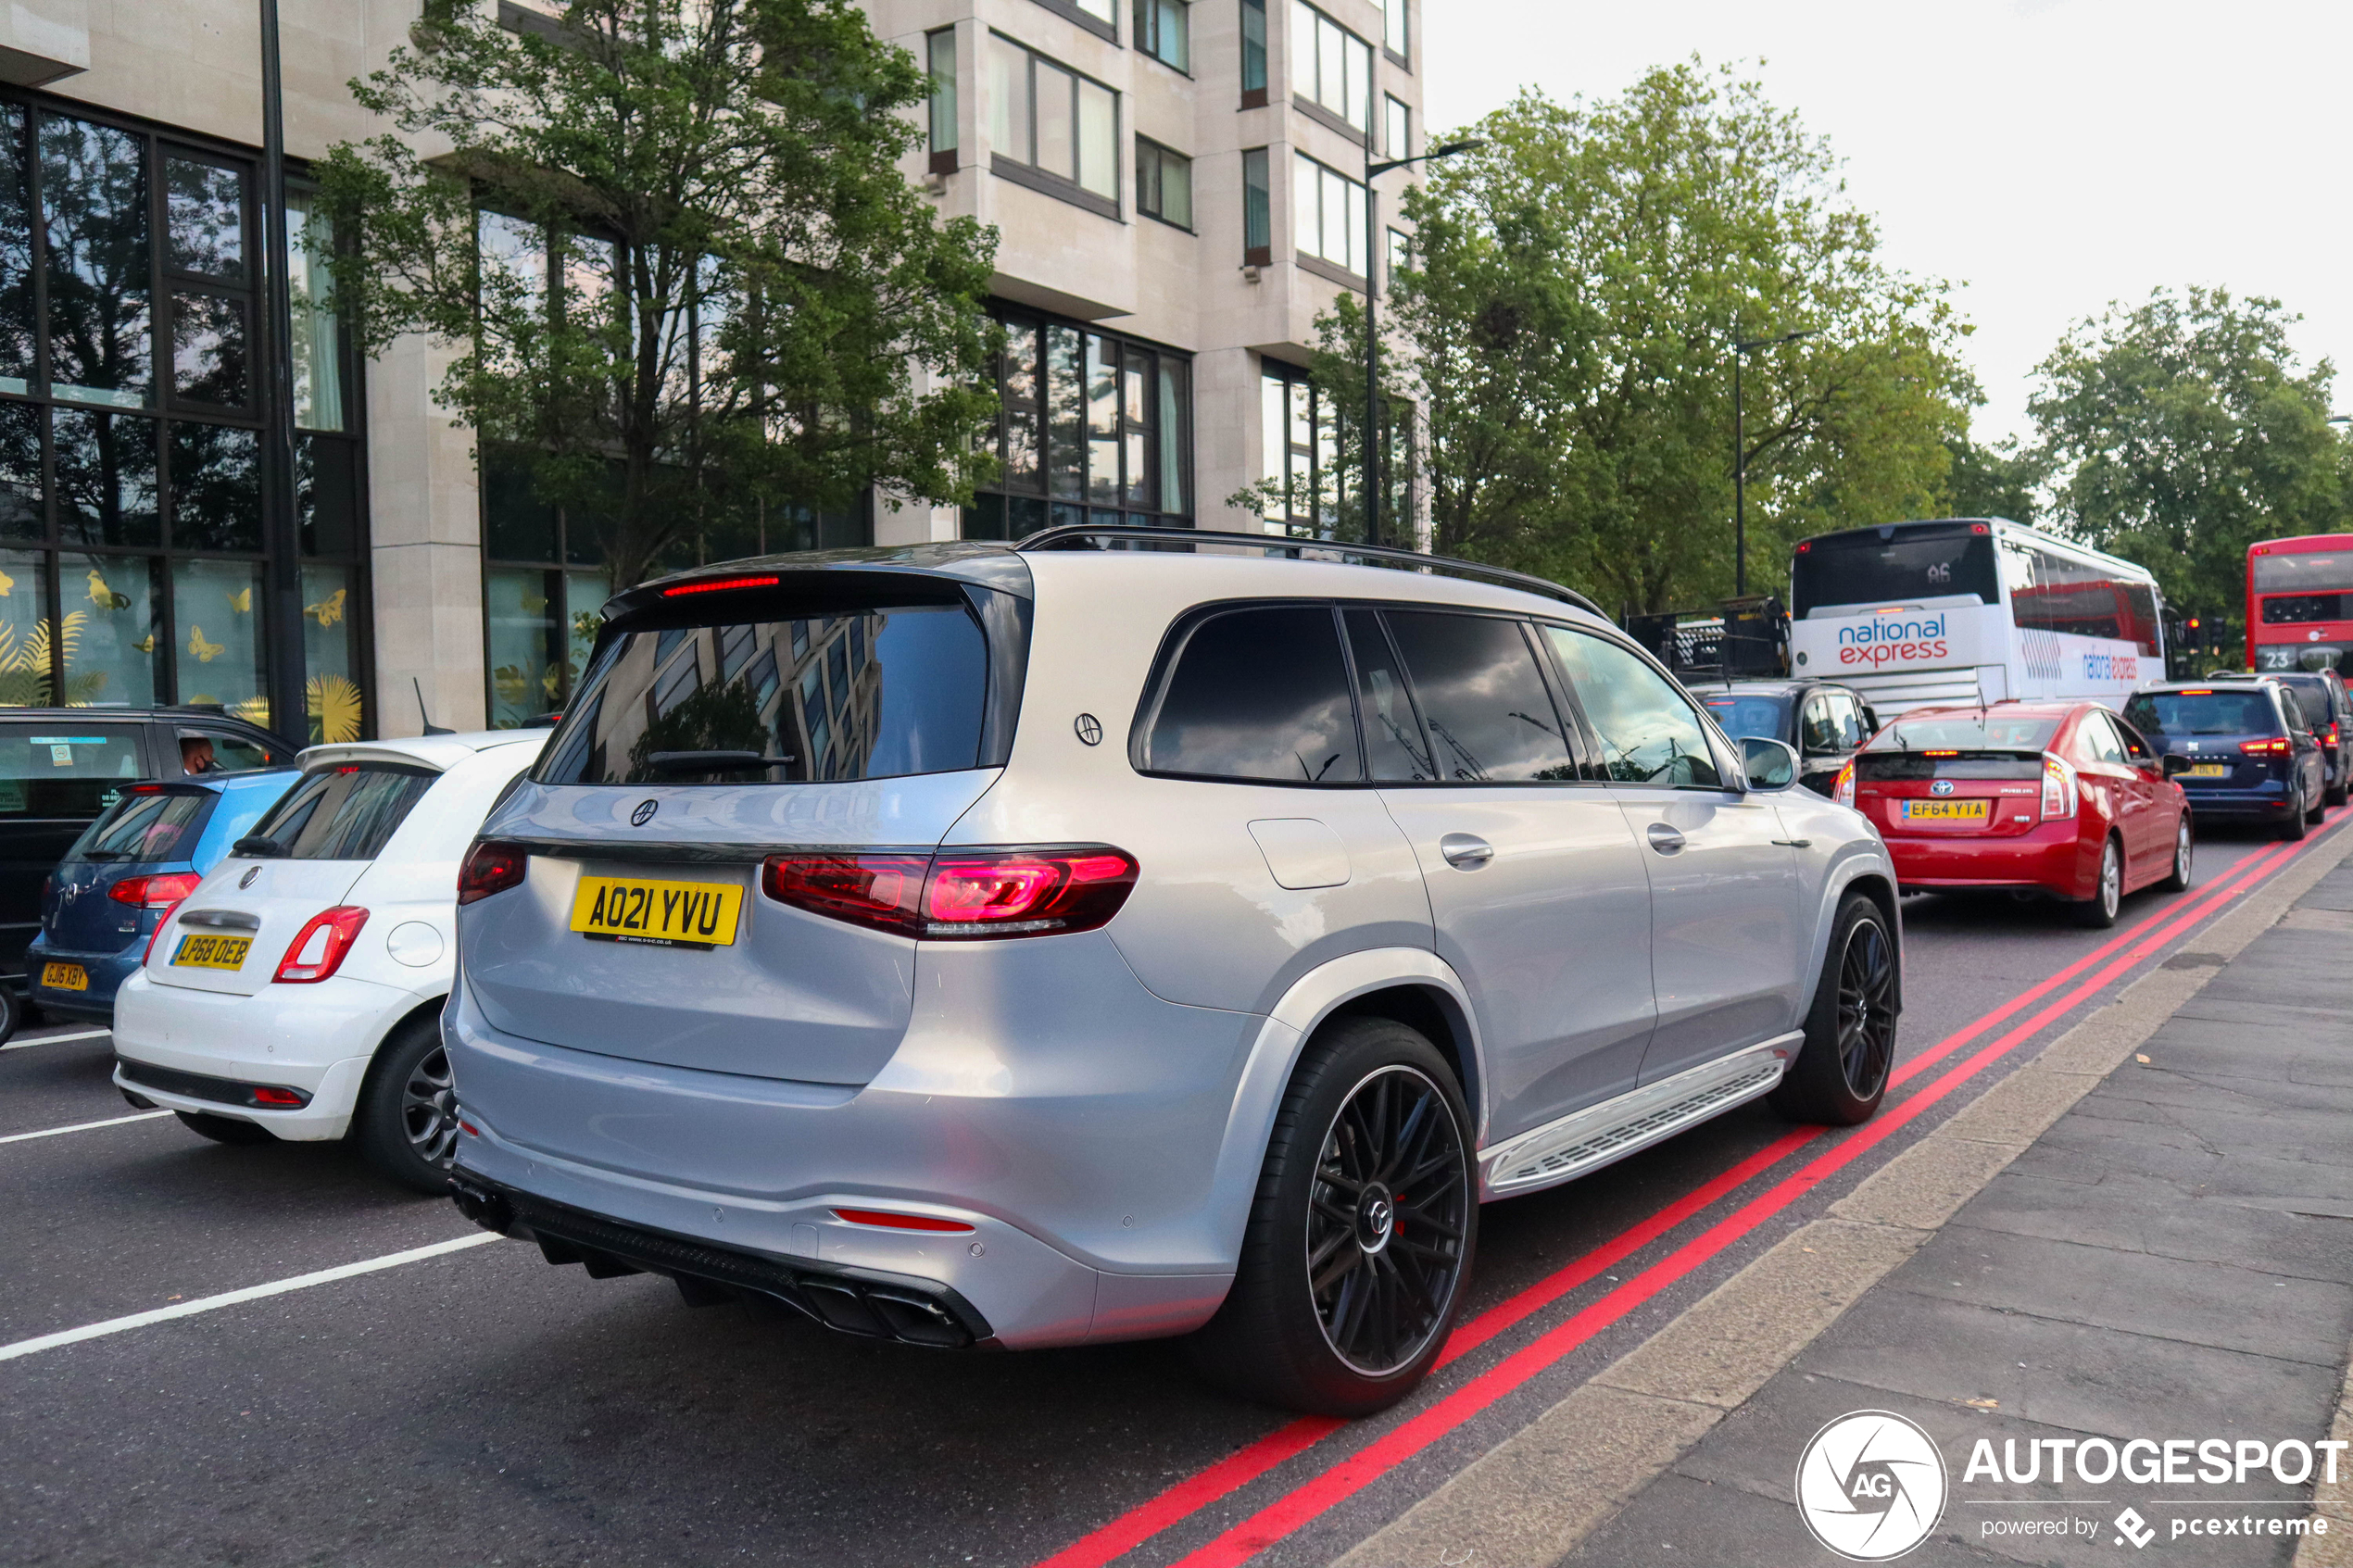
[2247,534,2353,674]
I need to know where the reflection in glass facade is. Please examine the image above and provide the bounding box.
[0,94,367,734]
[474,208,862,726]
[965,307,1191,540]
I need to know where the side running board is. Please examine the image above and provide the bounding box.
[1478,1034,1802,1198]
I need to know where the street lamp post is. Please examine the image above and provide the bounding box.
[1730,324,1818,597]
[1360,136,1482,549]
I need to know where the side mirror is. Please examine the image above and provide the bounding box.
[1740,735,1800,791]
[2161,754,2192,778]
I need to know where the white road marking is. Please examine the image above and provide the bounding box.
[3,1027,111,1050]
[0,1110,169,1145]
[0,1232,504,1363]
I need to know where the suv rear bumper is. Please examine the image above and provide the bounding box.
[450,1173,994,1348]
[442,951,1250,1350]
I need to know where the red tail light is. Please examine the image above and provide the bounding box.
[274,906,369,984]
[2240,736,2293,756]
[2040,753,2080,821]
[1832,760,1856,808]
[109,872,203,909]
[2326,722,2340,746]
[761,847,1139,939]
[458,841,529,905]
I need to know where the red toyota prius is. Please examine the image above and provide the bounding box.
[1834,701,2193,927]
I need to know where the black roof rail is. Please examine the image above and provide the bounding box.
[1012,524,1606,619]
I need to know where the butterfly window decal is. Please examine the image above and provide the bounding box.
[226,585,251,614]
[86,569,130,610]
[188,625,225,663]
[305,588,346,627]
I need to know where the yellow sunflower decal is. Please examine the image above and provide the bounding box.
[307,674,363,744]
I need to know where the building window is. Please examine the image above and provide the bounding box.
[1033,0,1118,41]
[1290,2,1372,133]
[1239,0,1268,103]
[1136,138,1192,230]
[1241,147,1271,264]
[1382,0,1407,62]
[1385,94,1410,160]
[987,34,1120,217]
[1136,0,1189,70]
[925,29,957,173]
[0,97,364,738]
[1294,152,1366,277]
[1261,359,1349,537]
[1386,225,1412,278]
[473,212,859,728]
[966,308,1191,540]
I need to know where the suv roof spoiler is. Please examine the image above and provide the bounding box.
[1013,524,1606,620]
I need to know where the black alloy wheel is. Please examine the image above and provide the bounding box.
[1306,1065,1472,1378]
[1833,916,1898,1102]
[1189,1016,1478,1416]
[2279,781,2310,841]
[1771,893,1899,1126]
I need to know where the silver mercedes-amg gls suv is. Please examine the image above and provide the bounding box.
[446,529,1900,1415]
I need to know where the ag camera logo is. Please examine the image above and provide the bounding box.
[1796,1411,1948,1561]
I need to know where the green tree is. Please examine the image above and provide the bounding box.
[2027,286,2351,622]
[1358,65,1972,614]
[314,0,1000,589]
[1942,432,2047,527]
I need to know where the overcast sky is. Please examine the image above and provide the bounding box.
[1423,0,2353,446]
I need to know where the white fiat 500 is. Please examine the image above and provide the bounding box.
[113,730,547,1191]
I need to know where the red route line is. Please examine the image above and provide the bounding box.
[1161,822,2335,1568]
[1030,822,2324,1568]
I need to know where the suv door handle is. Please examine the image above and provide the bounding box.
[1439,833,1493,870]
[1645,822,1686,854]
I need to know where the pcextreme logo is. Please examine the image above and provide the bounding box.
[1795,1411,1948,1561]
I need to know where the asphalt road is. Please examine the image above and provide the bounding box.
[1,817,2338,1568]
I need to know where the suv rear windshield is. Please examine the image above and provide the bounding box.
[2122,691,2282,738]
[1866,713,2062,752]
[539,598,990,785]
[67,787,210,863]
[0,724,146,819]
[1699,694,1790,742]
[250,763,437,860]
[1793,525,1998,618]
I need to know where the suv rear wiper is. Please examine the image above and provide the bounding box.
[645,750,783,774]
[233,835,287,858]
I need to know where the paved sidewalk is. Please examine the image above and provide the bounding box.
[1556,860,2353,1566]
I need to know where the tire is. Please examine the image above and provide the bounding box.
[2327,767,2347,809]
[2072,836,2124,928]
[1188,1016,1477,1417]
[0,985,19,1048]
[2157,813,2194,894]
[2309,781,2328,823]
[350,1011,461,1196]
[1770,894,1898,1126]
[2278,784,2310,841]
[175,1110,273,1146]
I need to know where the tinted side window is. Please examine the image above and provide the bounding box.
[1542,627,1725,788]
[0,723,148,819]
[1342,608,1434,781]
[2079,717,2126,766]
[1145,606,1362,784]
[250,763,437,860]
[1829,692,1868,749]
[2112,716,2154,763]
[1383,611,1577,783]
[1798,696,1841,753]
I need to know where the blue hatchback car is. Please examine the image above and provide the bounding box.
[27,768,298,1025]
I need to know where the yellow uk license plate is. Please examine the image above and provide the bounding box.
[171,934,251,970]
[570,874,744,949]
[1899,798,1990,822]
[2185,763,2230,778]
[41,961,87,991]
